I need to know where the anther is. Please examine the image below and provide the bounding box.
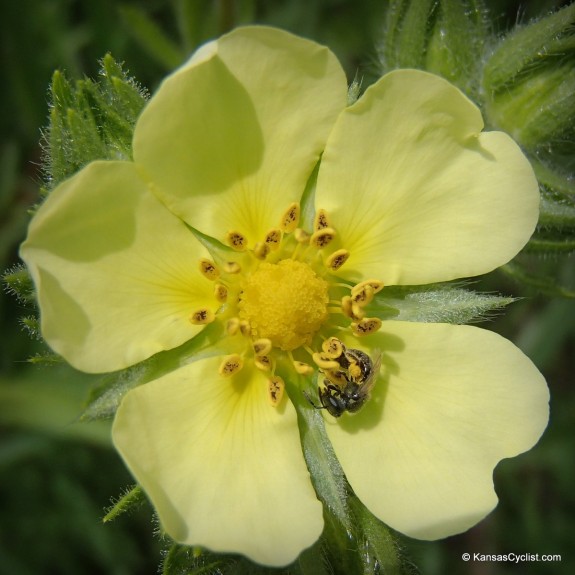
[341,296,363,320]
[219,354,244,377]
[267,376,285,407]
[253,338,272,356]
[351,279,384,296]
[255,355,272,371]
[293,361,314,376]
[314,209,330,231]
[310,227,336,249]
[226,231,248,251]
[280,203,300,233]
[214,283,228,302]
[189,308,215,325]
[351,284,375,307]
[351,302,366,320]
[264,229,282,251]
[322,336,344,359]
[326,249,350,271]
[294,228,311,243]
[312,351,340,370]
[223,261,241,274]
[226,317,240,335]
[323,369,348,387]
[351,317,383,336]
[239,320,251,337]
[199,258,220,280]
[253,241,270,260]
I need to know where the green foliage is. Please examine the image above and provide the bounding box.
[379,0,489,98]
[43,54,148,189]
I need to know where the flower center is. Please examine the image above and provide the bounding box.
[239,259,329,351]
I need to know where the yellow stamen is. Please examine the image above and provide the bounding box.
[239,320,251,337]
[253,338,273,356]
[189,308,215,325]
[322,336,344,359]
[312,351,340,370]
[255,355,272,371]
[199,258,220,281]
[214,283,228,302]
[352,317,383,336]
[264,229,282,251]
[310,227,336,249]
[351,279,384,296]
[280,203,300,233]
[223,261,241,274]
[226,231,248,251]
[351,302,366,320]
[326,249,350,271]
[293,361,314,376]
[323,369,348,387]
[314,209,330,231]
[267,376,285,407]
[226,317,240,335]
[294,228,311,243]
[253,241,270,260]
[351,284,375,307]
[219,354,244,377]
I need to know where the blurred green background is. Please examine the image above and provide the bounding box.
[1,1,573,574]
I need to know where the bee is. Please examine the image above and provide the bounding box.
[305,343,381,417]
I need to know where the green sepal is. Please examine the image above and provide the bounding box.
[287,377,407,575]
[19,316,41,340]
[501,258,575,299]
[424,0,488,98]
[376,284,514,324]
[2,264,35,305]
[160,540,327,575]
[43,55,148,189]
[380,0,436,71]
[81,321,226,421]
[380,0,488,97]
[103,484,147,523]
[27,353,64,366]
[482,4,575,162]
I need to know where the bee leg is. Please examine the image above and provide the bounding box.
[303,390,324,410]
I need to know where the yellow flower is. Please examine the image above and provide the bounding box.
[20,26,548,567]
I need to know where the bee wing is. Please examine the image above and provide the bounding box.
[362,351,382,394]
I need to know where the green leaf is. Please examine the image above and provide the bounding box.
[375,285,514,324]
[119,5,184,71]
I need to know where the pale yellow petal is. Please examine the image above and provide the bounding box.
[20,162,216,373]
[134,26,347,245]
[325,322,549,539]
[112,357,323,566]
[316,69,539,285]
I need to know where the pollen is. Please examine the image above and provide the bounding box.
[239,259,329,351]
